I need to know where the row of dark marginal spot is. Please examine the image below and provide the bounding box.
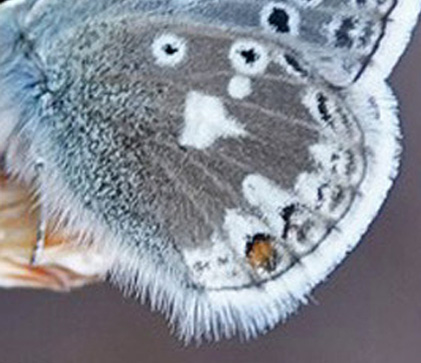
[317,92,333,124]
[335,17,357,49]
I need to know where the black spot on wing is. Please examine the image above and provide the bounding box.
[335,17,356,48]
[268,8,291,33]
[163,44,179,55]
[284,54,308,77]
[240,48,259,64]
[281,204,296,239]
[316,93,333,125]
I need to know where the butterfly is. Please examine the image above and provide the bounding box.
[0,0,420,342]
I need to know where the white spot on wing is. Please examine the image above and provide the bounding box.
[223,209,271,255]
[243,175,292,213]
[182,209,276,289]
[179,91,247,149]
[152,33,187,67]
[228,75,252,100]
[243,174,292,234]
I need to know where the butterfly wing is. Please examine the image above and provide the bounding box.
[179,0,421,85]
[11,0,419,84]
[0,0,419,340]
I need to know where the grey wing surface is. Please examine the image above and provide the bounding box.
[0,0,419,341]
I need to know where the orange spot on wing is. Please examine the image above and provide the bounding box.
[246,234,277,272]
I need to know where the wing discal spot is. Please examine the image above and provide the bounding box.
[283,54,309,78]
[178,91,247,149]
